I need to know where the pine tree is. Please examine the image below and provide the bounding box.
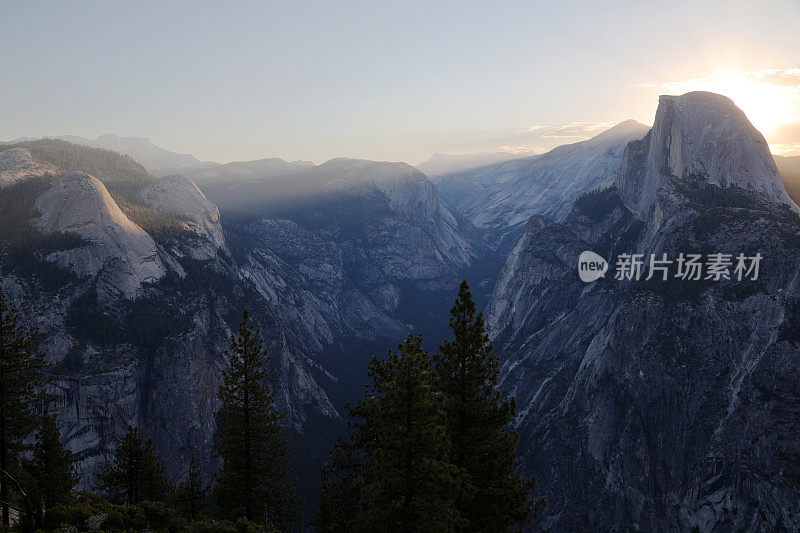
[100,425,171,504]
[320,334,461,532]
[366,334,462,531]
[433,280,546,531]
[0,286,47,526]
[173,457,207,520]
[20,414,77,523]
[316,425,375,532]
[213,310,296,527]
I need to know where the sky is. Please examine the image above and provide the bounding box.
[2,0,800,164]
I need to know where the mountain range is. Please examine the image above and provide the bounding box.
[2,92,800,529]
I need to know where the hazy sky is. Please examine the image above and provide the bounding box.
[3,0,800,164]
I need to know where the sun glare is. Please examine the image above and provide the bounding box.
[662,70,800,136]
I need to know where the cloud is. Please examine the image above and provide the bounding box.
[745,68,800,89]
[770,142,800,156]
[503,121,618,155]
[498,145,549,155]
[538,122,612,140]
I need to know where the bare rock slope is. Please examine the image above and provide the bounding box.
[34,171,167,299]
[487,92,800,530]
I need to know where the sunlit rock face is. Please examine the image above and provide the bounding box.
[488,92,800,530]
[616,91,794,220]
[34,171,167,299]
[9,170,337,489]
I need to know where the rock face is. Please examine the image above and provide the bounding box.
[8,267,334,490]
[0,147,56,188]
[5,167,337,489]
[34,172,167,299]
[617,92,793,220]
[0,146,487,496]
[140,174,226,258]
[203,158,484,292]
[487,92,800,530]
[325,159,479,275]
[238,217,406,356]
[211,158,489,361]
[434,120,649,245]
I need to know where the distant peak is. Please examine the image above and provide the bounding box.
[96,133,152,143]
[591,119,650,140]
[614,119,649,129]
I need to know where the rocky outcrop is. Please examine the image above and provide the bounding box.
[239,217,407,354]
[616,92,793,220]
[2,153,486,494]
[309,159,482,283]
[487,92,800,530]
[1,144,345,492]
[6,268,336,489]
[34,172,167,299]
[140,174,226,258]
[201,158,486,294]
[0,147,56,188]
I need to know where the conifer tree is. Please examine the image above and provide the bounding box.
[433,280,545,531]
[20,414,77,522]
[316,424,375,532]
[173,457,207,520]
[0,286,47,526]
[366,334,461,531]
[213,310,296,527]
[320,335,461,532]
[100,425,171,504]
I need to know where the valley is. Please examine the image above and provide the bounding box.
[3,91,800,529]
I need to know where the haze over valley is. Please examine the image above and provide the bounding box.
[3,1,800,530]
